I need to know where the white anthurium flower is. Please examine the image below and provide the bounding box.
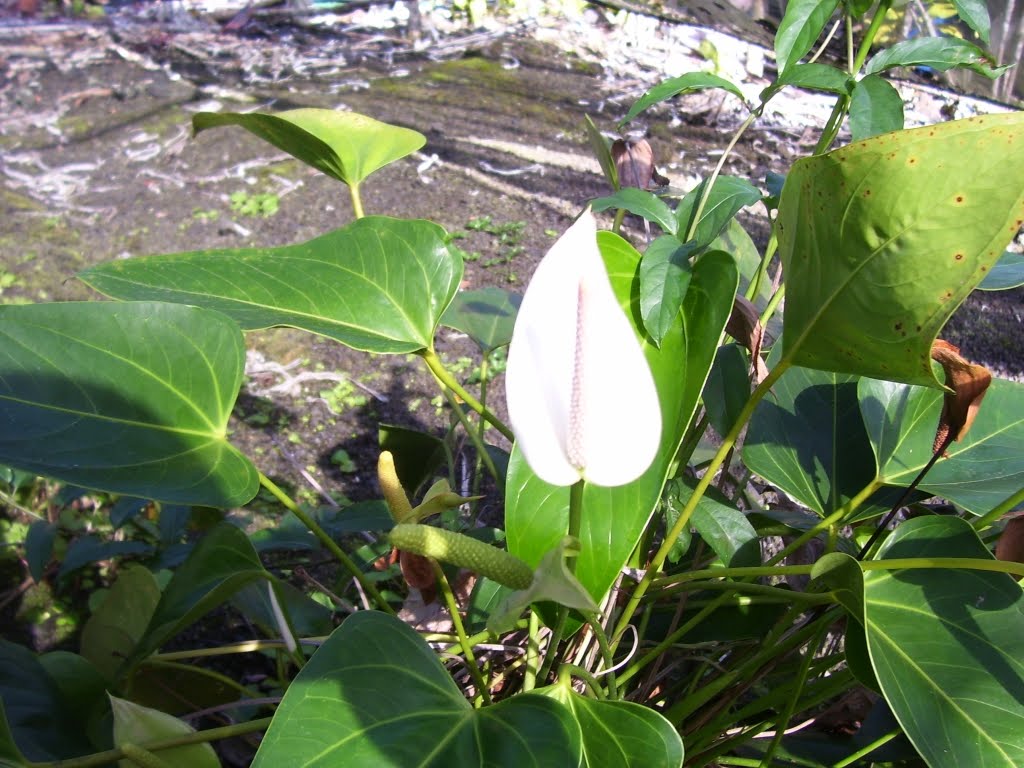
[506,209,662,487]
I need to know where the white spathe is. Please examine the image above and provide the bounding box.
[505,210,662,487]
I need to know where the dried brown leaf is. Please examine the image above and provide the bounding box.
[930,339,992,453]
[995,516,1024,580]
[612,139,655,189]
[726,295,769,383]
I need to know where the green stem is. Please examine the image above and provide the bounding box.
[611,360,791,648]
[612,207,626,236]
[259,473,394,615]
[440,387,499,482]
[420,349,514,442]
[523,608,540,692]
[149,638,321,662]
[973,486,1024,531]
[583,611,618,699]
[831,727,902,767]
[119,745,174,768]
[433,560,492,706]
[685,111,760,243]
[860,557,1024,577]
[349,182,365,219]
[33,718,273,768]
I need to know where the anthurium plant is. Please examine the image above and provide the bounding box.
[2,1,1024,766]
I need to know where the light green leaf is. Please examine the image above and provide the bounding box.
[506,238,737,602]
[110,695,219,768]
[859,376,1024,514]
[0,302,257,507]
[253,611,581,766]
[81,565,161,682]
[778,113,1024,387]
[82,217,461,355]
[865,37,1008,79]
[665,477,760,567]
[591,189,678,235]
[584,114,619,190]
[951,0,990,45]
[849,75,905,141]
[193,108,425,186]
[775,0,841,74]
[538,682,684,768]
[639,237,695,346]
[864,516,1024,768]
[744,365,877,517]
[440,287,521,353]
[978,251,1024,290]
[619,73,745,127]
[764,63,851,99]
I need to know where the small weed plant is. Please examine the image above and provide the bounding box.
[2,3,1024,767]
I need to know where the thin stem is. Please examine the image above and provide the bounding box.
[860,557,1024,578]
[611,360,791,648]
[150,638,322,662]
[685,111,760,243]
[832,727,902,767]
[349,182,365,219]
[523,608,540,692]
[440,387,500,481]
[420,349,514,442]
[973,486,1024,531]
[433,560,492,706]
[583,611,618,699]
[259,473,395,615]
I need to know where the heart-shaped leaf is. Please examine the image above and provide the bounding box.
[193,108,425,187]
[744,364,877,517]
[864,516,1024,768]
[537,681,684,767]
[440,287,522,353]
[506,238,737,602]
[253,611,581,766]
[0,302,257,507]
[859,377,1024,514]
[675,176,761,248]
[82,217,461,354]
[778,113,1024,387]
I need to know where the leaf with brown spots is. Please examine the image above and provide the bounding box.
[930,339,992,453]
[777,112,1024,387]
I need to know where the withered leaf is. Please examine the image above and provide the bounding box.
[995,515,1024,580]
[930,339,992,453]
[612,138,656,189]
[726,295,769,384]
[400,550,437,603]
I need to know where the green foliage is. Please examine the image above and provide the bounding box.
[0,7,1022,764]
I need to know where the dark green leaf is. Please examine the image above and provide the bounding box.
[859,377,1024,514]
[0,302,258,507]
[842,619,880,691]
[778,113,1024,387]
[704,343,751,437]
[232,580,333,638]
[843,0,873,19]
[109,497,149,528]
[619,73,745,126]
[675,176,761,249]
[440,287,521,353]
[811,552,864,621]
[379,424,448,497]
[193,108,425,186]
[82,217,461,355]
[591,188,677,235]
[58,536,153,579]
[639,236,695,345]
[253,612,581,766]
[745,365,877,517]
[774,0,841,74]
[951,0,990,45]
[538,682,684,767]
[24,521,54,582]
[0,640,93,761]
[864,516,1024,767]
[978,251,1024,290]
[506,239,737,603]
[865,37,1009,79]
[849,75,904,141]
